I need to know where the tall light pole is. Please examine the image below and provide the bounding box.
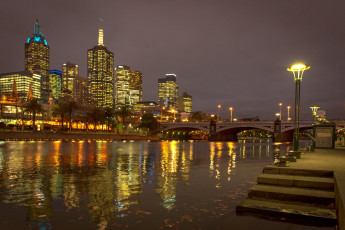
[229,107,233,122]
[287,63,310,151]
[279,103,282,120]
[217,105,221,122]
[310,106,320,123]
[287,106,291,121]
[161,106,165,122]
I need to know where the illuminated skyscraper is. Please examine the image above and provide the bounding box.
[61,61,87,103]
[25,20,49,102]
[177,92,192,113]
[114,66,142,109]
[0,71,41,101]
[62,61,78,93]
[87,27,114,108]
[158,74,179,109]
[49,70,62,100]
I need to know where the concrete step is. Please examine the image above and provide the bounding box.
[236,198,337,226]
[248,184,335,206]
[257,174,334,190]
[263,165,333,178]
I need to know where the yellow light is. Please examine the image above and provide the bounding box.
[288,64,310,71]
[287,106,290,109]
[279,103,282,106]
[218,105,221,108]
[229,107,233,111]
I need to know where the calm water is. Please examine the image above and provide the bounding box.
[0,140,332,230]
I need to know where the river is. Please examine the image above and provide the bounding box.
[0,140,332,230]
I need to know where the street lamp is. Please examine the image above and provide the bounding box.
[217,105,221,122]
[160,106,165,122]
[310,106,320,123]
[279,103,282,120]
[229,107,233,122]
[171,109,176,122]
[287,63,310,151]
[287,106,291,121]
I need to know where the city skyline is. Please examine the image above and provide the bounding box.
[1,0,345,120]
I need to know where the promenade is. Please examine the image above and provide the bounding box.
[238,146,345,229]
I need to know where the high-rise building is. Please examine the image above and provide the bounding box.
[87,28,114,108]
[49,70,62,100]
[129,71,143,105]
[177,92,192,113]
[158,74,179,109]
[61,61,88,103]
[25,20,49,102]
[0,71,41,101]
[114,66,142,109]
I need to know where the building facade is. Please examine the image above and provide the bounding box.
[49,70,62,100]
[177,92,192,113]
[0,71,41,101]
[87,28,114,108]
[114,66,142,109]
[158,74,179,109]
[25,20,49,102]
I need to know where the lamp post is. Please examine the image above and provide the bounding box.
[287,106,291,121]
[310,106,320,123]
[229,107,233,122]
[287,63,310,151]
[217,105,221,122]
[279,103,282,120]
[171,109,176,122]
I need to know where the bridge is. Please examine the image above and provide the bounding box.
[160,120,345,141]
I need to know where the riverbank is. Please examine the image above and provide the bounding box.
[238,146,345,229]
[0,131,160,141]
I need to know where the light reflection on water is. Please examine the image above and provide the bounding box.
[0,140,321,230]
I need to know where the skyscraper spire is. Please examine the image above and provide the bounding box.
[33,19,43,37]
[98,17,104,46]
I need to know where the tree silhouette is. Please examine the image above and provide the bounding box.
[25,98,43,131]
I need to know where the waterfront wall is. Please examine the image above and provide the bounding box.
[335,171,345,230]
[0,131,159,141]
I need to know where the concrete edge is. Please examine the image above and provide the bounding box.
[334,171,345,230]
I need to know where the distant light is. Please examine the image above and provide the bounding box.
[119,65,124,68]
[288,64,310,71]
[44,39,47,45]
[27,38,30,43]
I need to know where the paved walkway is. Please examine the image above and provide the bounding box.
[287,146,345,172]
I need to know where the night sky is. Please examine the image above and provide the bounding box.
[1,0,345,120]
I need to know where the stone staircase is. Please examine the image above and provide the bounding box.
[237,165,337,226]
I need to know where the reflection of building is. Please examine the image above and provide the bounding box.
[87,28,114,108]
[25,20,49,102]
[177,92,192,113]
[158,74,178,109]
[49,70,62,100]
[0,71,41,100]
[114,66,142,109]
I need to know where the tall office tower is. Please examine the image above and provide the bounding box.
[129,70,142,106]
[114,66,143,109]
[87,27,114,108]
[158,74,179,109]
[62,61,78,92]
[0,71,41,101]
[49,70,62,100]
[25,20,49,102]
[177,92,192,113]
[114,65,130,108]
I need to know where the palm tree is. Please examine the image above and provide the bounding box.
[52,102,67,131]
[115,105,132,131]
[25,98,43,131]
[88,107,105,131]
[65,101,78,131]
[104,107,115,131]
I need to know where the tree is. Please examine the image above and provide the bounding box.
[25,98,43,131]
[104,107,115,131]
[139,113,159,133]
[88,107,105,130]
[115,105,132,130]
[53,102,67,130]
[65,101,78,131]
[189,111,203,122]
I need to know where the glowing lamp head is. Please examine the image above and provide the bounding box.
[229,107,233,111]
[310,106,320,114]
[218,105,221,109]
[287,63,310,82]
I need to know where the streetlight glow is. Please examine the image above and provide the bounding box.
[287,63,310,82]
[217,105,221,122]
[229,107,233,122]
[279,103,282,120]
